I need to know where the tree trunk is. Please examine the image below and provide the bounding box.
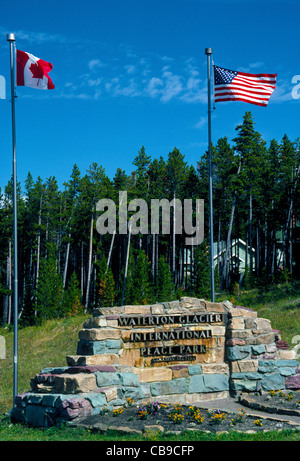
[85,216,94,312]
[220,161,241,291]
[122,224,131,305]
[63,234,71,288]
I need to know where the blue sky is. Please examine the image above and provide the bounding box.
[0,0,299,192]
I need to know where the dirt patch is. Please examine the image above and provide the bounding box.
[70,400,299,435]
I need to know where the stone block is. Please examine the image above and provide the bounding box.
[226,338,246,346]
[79,328,121,341]
[96,372,120,387]
[188,365,202,375]
[188,375,205,393]
[139,383,151,398]
[285,374,300,389]
[66,354,120,366]
[201,363,229,375]
[230,379,258,392]
[59,398,93,420]
[106,340,122,350]
[226,329,252,340]
[97,386,119,402]
[25,404,53,427]
[85,392,107,409]
[189,374,229,393]
[231,372,262,380]
[229,308,257,319]
[251,345,266,355]
[124,305,151,314]
[118,372,140,387]
[244,319,255,329]
[251,332,275,345]
[254,318,272,330]
[119,348,143,367]
[170,365,189,379]
[279,367,296,377]
[275,359,299,368]
[151,304,164,314]
[226,345,251,361]
[277,349,296,360]
[202,301,226,313]
[179,297,202,308]
[211,326,226,336]
[54,373,97,394]
[261,372,285,391]
[83,317,107,328]
[133,367,172,383]
[228,318,244,330]
[77,339,106,355]
[203,374,229,392]
[97,307,124,316]
[150,378,189,396]
[230,359,258,373]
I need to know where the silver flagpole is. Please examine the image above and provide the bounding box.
[205,48,215,302]
[7,33,18,404]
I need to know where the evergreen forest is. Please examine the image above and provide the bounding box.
[0,111,299,326]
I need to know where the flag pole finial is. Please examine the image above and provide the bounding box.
[7,33,15,42]
[205,47,213,55]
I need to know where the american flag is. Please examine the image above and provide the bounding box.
[213,65,277,107]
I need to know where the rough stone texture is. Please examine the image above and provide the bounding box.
[133,367,173,383]
[285,374,300,389]
[150,378,189,396]
[59,398,93,420]
[54,373,97,394]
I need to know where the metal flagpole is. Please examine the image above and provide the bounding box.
[205,48,215,302]
[7,33,19,404]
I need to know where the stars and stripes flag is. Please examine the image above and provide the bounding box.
[213,65,277,107]
[16,50,55,90]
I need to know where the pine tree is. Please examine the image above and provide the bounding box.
[126,250,153,305]
[192,241,211,299]
[35,250,64,320]
[156,255,175,302]
[98,255,116,307]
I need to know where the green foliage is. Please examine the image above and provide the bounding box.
[98,256,116,307]
[63,272,84,316]
[125,250,153,305]
[34,259,63,320]
[0,116,299,323]
[192,241,211,299]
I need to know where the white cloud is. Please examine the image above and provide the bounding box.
[160,70,183,102]
[145,77,164,98]
[195,116,207,129]
[88,59,106,71]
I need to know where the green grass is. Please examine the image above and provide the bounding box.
[217,279,300,346]
[0,282,300,441]
[0,314,89,414]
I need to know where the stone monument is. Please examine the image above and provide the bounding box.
[11,298,300,427]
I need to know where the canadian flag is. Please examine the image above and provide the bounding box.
[16,50,55,90]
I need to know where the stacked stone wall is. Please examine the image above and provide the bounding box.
[11,298,299,427]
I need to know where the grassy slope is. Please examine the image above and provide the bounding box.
[0,315,89,414]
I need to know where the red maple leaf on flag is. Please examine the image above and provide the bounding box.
[29,62,44,80]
